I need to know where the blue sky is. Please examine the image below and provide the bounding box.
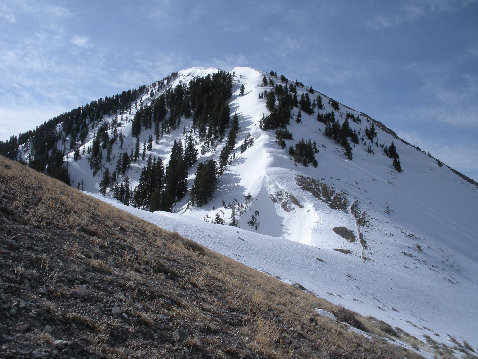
[1,0,477,180]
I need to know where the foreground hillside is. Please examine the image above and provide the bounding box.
[0,155,424,358]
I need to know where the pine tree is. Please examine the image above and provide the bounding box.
[388,142,398,159]
[219,114,239,173]
[184,134,198,167]
[149,188,161,212]
[124,176,131,205]
[343,138,353,160]
[162,140,188,211]
[191,160,217,206]
[240,84,245,96]
[154,121,160,143]
[365,123,377,142]
[99,168,110,195]
[393,157,402,172]
[74,147,81,161]
[266,91,275,112]
[299,93,313,115]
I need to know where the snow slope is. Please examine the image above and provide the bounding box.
[41,66,478,354]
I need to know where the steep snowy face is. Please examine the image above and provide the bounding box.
[15,66,478,352]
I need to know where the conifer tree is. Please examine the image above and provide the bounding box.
[184,134,198,167]
[149,189,161,212]
[162,140,188,211]
[190,160,217,206]
[299,93,313,115]
[124,176,130,205]
[134,137,140,161]
[365,123,377,142]
[99,168,110,195]
[219,114,239,173]
[393,157,402,172]
[74,147,81,161]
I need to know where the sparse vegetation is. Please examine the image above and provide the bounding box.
[296,175,349,212]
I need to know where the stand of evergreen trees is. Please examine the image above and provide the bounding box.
[289,139,318,167]
[188,71,232,139]
[260,83,297,130]
[365,123,377,142]
[161,140,188,211]
[319,113,358,160]
[384,142,402,172]
[190,160,217,206]
[131,155,165,209]
[113,72,233,212]
[219,114,239,173]
[275,128,293,149]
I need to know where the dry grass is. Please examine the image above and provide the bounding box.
[0,155,426,358]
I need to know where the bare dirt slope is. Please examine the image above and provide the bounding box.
[0,155,421,358]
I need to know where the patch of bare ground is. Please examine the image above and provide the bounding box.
[0,155,424,358]
[296,175,348,212]
[270,191,303,213]
[351,200,369,260]
[333,227,356,242]
[334,248,353,255]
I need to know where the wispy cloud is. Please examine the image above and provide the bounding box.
[0,5,15,23]
[71,35,90,48]
[263,33,302,56]
[404,62,478,128]
[367,4,424,30]
[367,0,477,30]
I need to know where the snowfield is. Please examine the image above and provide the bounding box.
[62,66,477,354]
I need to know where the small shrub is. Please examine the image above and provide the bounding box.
[333,306,367,332]
[377,320,398,337]
[180,237,206,255]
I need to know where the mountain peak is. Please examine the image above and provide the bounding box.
[2,66,477,353]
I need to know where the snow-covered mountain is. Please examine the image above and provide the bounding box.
[11,66,478,355]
